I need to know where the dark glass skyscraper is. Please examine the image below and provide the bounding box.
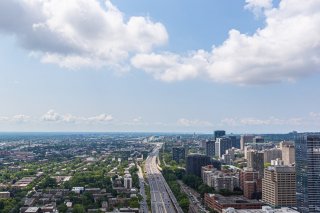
[172,147,186,163]
[214,130,226,140]
[205,140,215,157]
[186,154,211,177]
[229,135,240,149]
[296,134,320,213]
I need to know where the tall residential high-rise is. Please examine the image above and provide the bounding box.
[205,140,215,157]
[262,165,296,208]
[172,147,186,163]
[186,154,211,177]
[239,168,262,199]
[263,148,282,163]
[202,166,236,192]
[247,150,264,178]
[296,134,320,213]
[222,148,235,165]
[214,130,226,140]
[280,141,295,165]
[201,165,216,182]
[240,135,255,150]
[215,137,232,158]
[200,140,207,149]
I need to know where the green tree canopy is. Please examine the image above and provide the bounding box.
[73,204,85,213]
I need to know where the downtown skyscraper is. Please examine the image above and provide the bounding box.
[205,140,215,157]
[295,134,320,213]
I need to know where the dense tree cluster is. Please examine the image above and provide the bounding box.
[64,172,114,191]
[182,175,214,198]
[129,166,140,189]
[162,167,189,213]
[0,198,17,213]
[37,177,57,189]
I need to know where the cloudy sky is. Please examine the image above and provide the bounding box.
[0,0,320,133]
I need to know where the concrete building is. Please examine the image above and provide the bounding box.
[263,148,282,163]
[202,165,237,192]
[0,192,10,198]
[210,172,234,192]
[247,150,264,178]
[262,166,296,208]
[12,177,36,189]
[119,208,140,213]
[201,165,217,182]
[239,168,262,199]
[200,140,207,149]
[280,141,295,165]
[240,135,255,150]
[244,146,253,159]
[215,137,232,158]
[186,154,211,177]
[222,153,232,165]
[124,174,132,189]
[25,207,41,213]
[72,187,84,194]
[204,193,263,213]
[271,158,284,166]
[296,134,320,213]
[222,206,299,213]
[206,140,215,158]
[222,148,236,165]
[172,147,186,163]
[8,166,22,172]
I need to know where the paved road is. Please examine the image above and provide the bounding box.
[137,164,148,213]
[145,144,183,213]
[177,180,209,213]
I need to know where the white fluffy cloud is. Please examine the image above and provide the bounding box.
[88,114,113,122]
[244,0,273,17]
[0,116,9,122]
[131,50,209,82]
[133,0,320,85]
[1,0,320,85]
[41,110,113,123]
[12,115,31,123]
[41,110,62,122]
[0,115,31,123]
[177,118,213,127]
[0,0,168,69]
[221,116,304,126]
[132,117,142,123]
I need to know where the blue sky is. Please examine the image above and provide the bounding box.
[0,0,320,133]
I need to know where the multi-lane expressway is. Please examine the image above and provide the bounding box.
[137,164,148,213]
[145,144,183,213]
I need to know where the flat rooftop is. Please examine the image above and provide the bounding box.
[208,194,262,204]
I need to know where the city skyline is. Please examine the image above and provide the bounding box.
[1,0,320,133]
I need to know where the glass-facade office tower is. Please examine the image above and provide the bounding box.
[205,140,215,157]
[186,154,211,177]
[172,147,186,163]
[296,134,320,212]
[214,130,226,140]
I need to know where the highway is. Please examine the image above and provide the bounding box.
[145,144,183,213]
[177,180,209,213]
[137,164,148,213]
